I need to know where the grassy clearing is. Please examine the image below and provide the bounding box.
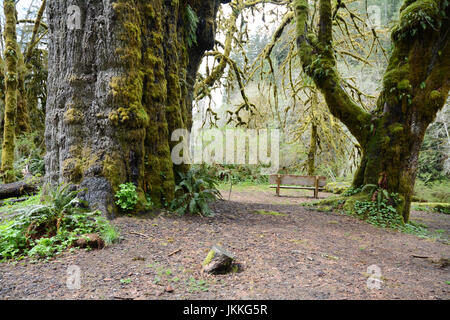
[411,202,450,214]
[217,181,270,193]
[413,180,450,203]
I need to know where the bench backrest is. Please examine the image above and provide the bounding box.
[269,175,327,187]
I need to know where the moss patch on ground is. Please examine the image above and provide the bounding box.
[254,210,288,217]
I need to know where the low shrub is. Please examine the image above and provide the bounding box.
[115,182,138,211]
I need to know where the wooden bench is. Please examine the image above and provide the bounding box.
[269,175,327,199]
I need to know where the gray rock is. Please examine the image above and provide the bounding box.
[202,245,236,275]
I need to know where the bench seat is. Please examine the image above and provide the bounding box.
[269,186,326,190]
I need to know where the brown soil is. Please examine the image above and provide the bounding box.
[0,188,449,300]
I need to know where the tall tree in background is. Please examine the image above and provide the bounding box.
[15,0,47,135]
[295,0,450,222]
[0,0,48,183]
[1,0,19,183]
[45,1,229,216]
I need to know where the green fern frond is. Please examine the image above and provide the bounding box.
[186,5,199,47]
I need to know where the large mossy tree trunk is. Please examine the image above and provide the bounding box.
[45,0,227,217]
[295,0,450,222]
[1,0,19,183]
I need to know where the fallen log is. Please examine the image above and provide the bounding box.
[0,180,40,200]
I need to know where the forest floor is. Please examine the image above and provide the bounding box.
[0,186,449,300]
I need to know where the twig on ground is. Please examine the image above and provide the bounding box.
[130,232,150,239]
[168,249,182,257]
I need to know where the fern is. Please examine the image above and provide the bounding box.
[186,5,199,47]
[170,168,222,217]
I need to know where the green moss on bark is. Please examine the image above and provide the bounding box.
[1,0,19,183]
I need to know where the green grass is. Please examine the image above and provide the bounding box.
[0,194,42,215]
[414,179,450,203]
[217,181,270,192]
[411,202,450,214]
[254,210,287,216]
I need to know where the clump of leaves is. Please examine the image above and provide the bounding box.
[342,186,363,197]
[353,191,402,229]
[170,168,222,217]
[350,185,429,236]
[186,277,209,293]
[115,182,138,211]
[0,184,120,260]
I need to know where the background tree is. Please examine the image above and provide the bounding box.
[0,0,48,183]
[1,0,19,183]
[295,0,450,221]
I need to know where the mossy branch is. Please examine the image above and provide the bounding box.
[294,0,372,146]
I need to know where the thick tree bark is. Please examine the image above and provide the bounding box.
[1,0,19,183]
[45,0,226,217]
[295,0,450,222]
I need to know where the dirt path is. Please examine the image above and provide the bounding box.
[0,188,449,300]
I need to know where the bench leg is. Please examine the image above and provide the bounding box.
[314,176,319,199]
[276,176,281,197]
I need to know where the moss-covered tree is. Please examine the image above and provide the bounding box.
[45,0,229,216]
[15,0,47,135]
[295,0,450,222]
[1,0,19,183]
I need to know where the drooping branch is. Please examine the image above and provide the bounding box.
[195,1,241,99]
[294,0,372,145]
